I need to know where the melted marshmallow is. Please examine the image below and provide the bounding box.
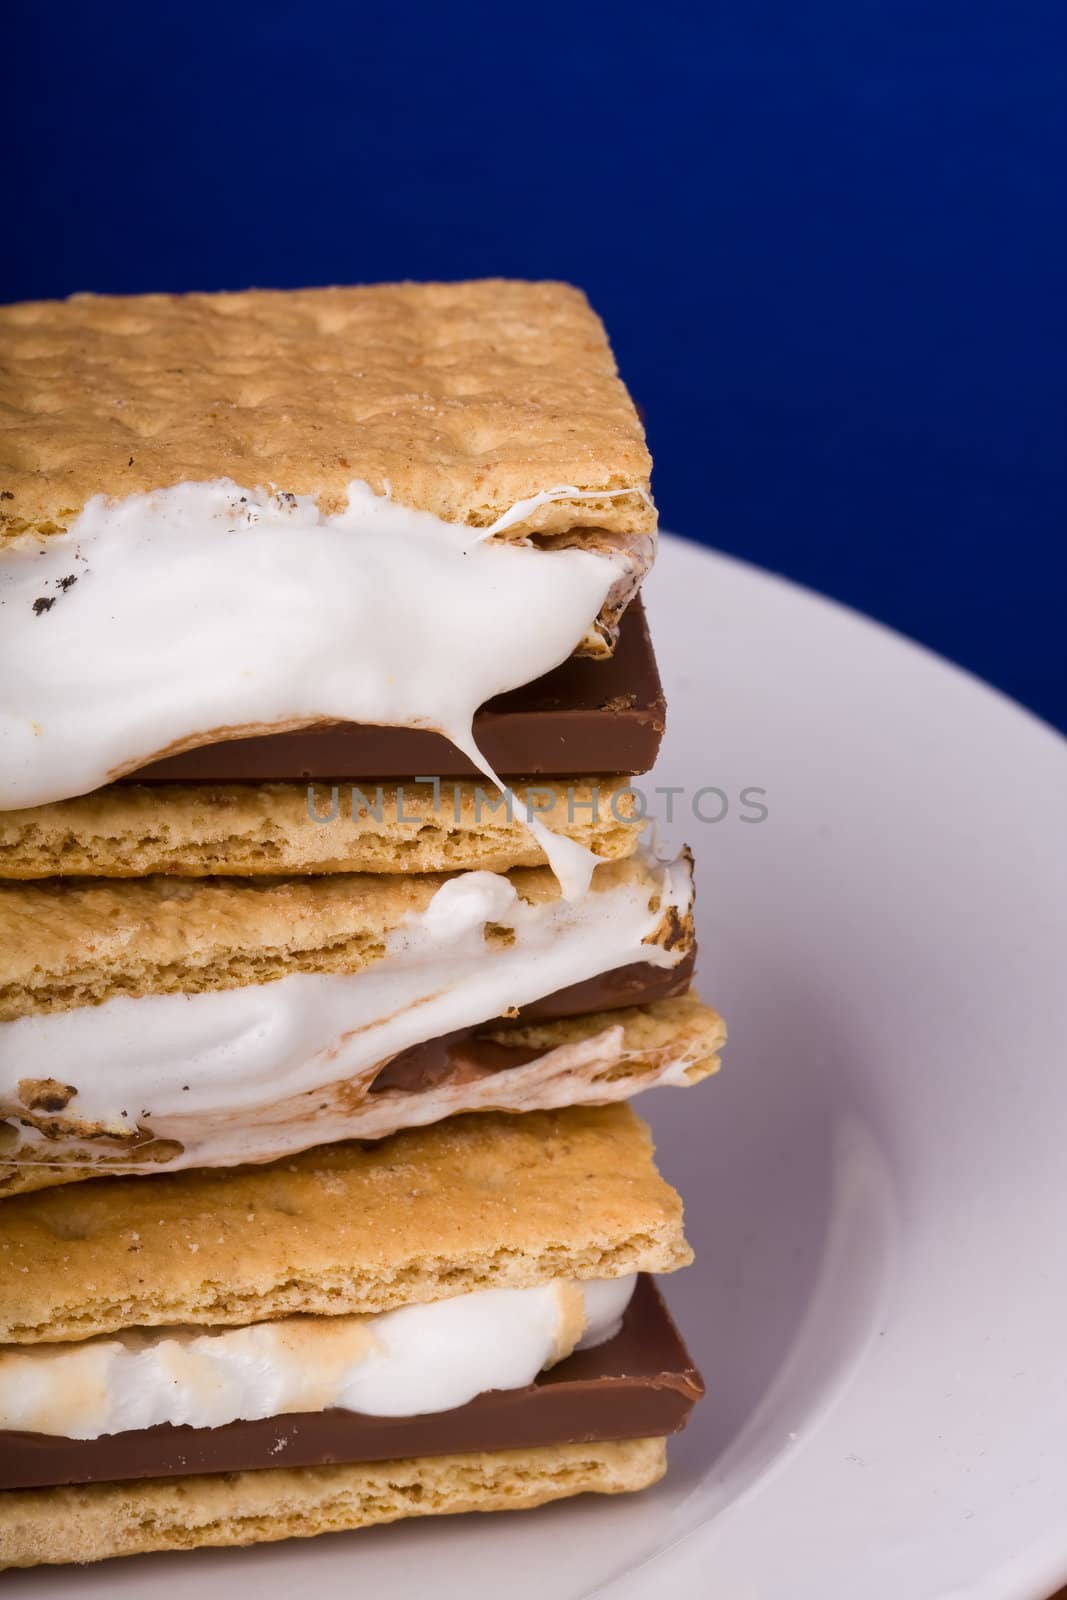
[0,1276,636,1440]
[0,848,693,1171]
[0,481,630,842]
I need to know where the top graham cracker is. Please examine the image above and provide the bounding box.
[0,280,654,547]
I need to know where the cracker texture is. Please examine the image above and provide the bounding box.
[0,852,687,1019]
[0,1436,666,1569]
[0,777,641,880]
[0,281,653,545]
[0,1104,690,1343]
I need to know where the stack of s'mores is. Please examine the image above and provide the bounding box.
[0,282,725,1569]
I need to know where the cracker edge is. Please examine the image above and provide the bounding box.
[0,1436,667,1568]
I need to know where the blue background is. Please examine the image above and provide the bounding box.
[7,2,1066,729]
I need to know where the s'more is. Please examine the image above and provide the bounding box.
[0,1107,704,1568]
[0,281,725,1566]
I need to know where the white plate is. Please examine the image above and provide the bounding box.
[13,536,1067,1600]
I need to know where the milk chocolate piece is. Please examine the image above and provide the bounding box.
[126,600,665,783]
[515,948,695,1021]
[0,1278,701,1491]
[372,952,696,1094]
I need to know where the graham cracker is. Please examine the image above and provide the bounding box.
[0,776,641,880]
[0,852,689,1020]
[0,1104,690,1343]
[0,1436,666,1568]
[0,282,653,547]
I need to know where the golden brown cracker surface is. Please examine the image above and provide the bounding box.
[0,851,688,1019]
[0,281,653,545]
[0,1104,691,1343]
[0,776,641,880]
[0,1437,667,1568]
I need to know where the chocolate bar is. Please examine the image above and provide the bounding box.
[127,600,666,784]
[0,1278,701,1491]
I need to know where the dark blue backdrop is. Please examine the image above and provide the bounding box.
[7,2,1066,729]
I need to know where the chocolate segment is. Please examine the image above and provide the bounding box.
[126,600,665,783]
[372,951,696,1094]
[515,948,695,1022]
[0,1278,701,1491]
